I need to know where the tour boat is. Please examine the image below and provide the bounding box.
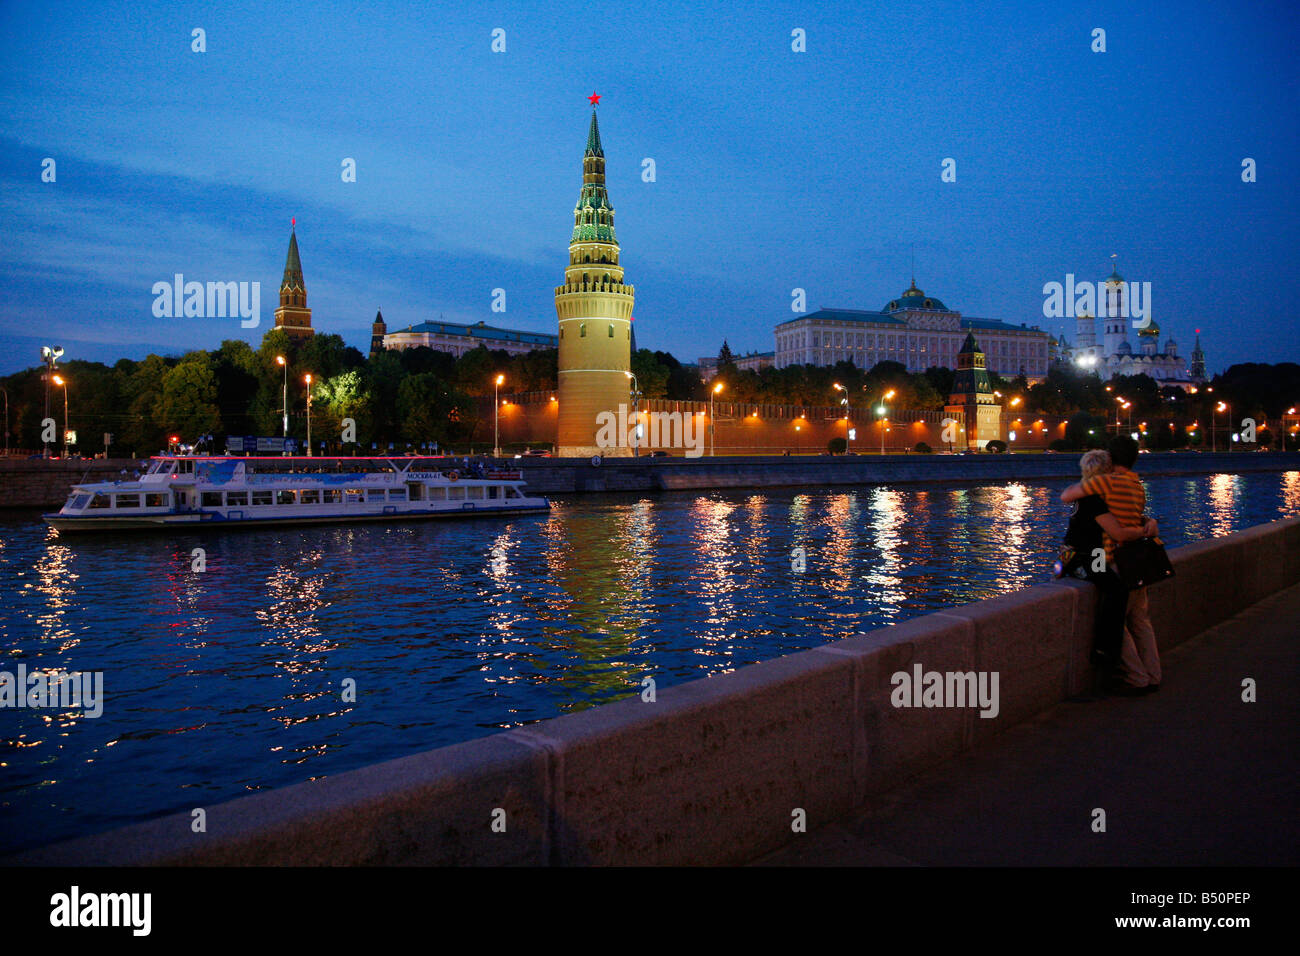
[44,455,551,533]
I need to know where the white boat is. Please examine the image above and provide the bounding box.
[43,455,551,533]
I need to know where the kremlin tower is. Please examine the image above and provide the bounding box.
[555,97,636,457]
[273,224,314,341]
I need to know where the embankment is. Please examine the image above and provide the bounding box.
[2,451,1298,507]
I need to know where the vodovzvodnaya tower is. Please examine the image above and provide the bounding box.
[555,103,635,456]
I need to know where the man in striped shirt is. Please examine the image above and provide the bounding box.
[1061,436,1162,692]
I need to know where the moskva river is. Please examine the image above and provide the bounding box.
[2,471,1298,851]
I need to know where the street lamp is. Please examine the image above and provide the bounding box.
[710,382,724,456]
[494,374,504,457]
[276,355,288,438]
[304,374,313,457]
[625,371,641,456]
[52,374,69,458]
[1215,401,1230,453]
[40,345,63,458]
[877,388,895,455]
[833,383,851,453]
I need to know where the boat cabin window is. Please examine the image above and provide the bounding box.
[448,486,465,500]
[323,489,342,503]
[388,488,407,501]
[467,486,484,500]
[88,493,111,510]
[178,460,195,475]
[225,492,248,506]
[506,487,521,499]
[114,493,141,508]
[345,489,364,503]
[300,490,320,504]
[202,492,223,507]
[68,493,91,510]
[146,493,168,507]
[428,487,446,501]
[276,490,296,505]
[252,491,273,506]
[488,486,499,499]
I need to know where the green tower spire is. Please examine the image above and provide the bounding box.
[585,108,603,157]
[282,228,304,291]
[572,108,616,244]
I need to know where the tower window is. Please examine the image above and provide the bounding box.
[608,324,614,337]
[580,323,587,337]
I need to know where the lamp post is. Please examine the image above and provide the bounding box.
[877,388,895,455]
[304,374,313,456]
[833,383,851,453]
[52,374,69,457]
[40,345,63,458]
[276,355,288,438]
[625,371,641,456]
[1215,401,1230,453]
[493,374,504,457]
[710,381,724,456]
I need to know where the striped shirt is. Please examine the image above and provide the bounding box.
[1080,471,1146,561]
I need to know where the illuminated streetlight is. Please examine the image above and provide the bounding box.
[40,345,63,458]
[52,374,70,457]
[625,371,642,456]
[833,383,852,453]
[710,381,724,456]
[303,374,314,456]
[276,355,289,438]
[494,374,505,457]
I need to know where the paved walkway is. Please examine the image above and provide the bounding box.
[753,583,1300,866]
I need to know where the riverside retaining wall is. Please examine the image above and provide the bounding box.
[3,451,1298,507]
[12,516,1299,866]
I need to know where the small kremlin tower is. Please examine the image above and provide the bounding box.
[273,223,314,341]
[1190,330,1207,383]
[370,310,387,357]
[945,332,1003,451]
[555,96,636,457]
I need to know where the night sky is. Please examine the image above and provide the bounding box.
[1,0,1296,375]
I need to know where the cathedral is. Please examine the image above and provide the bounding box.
[1055,264,1205,388]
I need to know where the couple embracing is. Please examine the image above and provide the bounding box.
[1058,435,1163,695]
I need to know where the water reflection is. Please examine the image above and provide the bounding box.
[1,471,1298,852]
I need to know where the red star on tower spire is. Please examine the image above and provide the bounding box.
[588,92,601,106]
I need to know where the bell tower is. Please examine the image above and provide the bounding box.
[555,97,636,457]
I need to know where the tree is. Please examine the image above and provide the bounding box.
[631,349,671,399]
[716,341,737,377]
[160,352,221,441]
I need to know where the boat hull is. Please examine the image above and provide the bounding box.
[43,503,551,534]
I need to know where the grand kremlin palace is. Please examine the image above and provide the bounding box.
[774,281,1052,382]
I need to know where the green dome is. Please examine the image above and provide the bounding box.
[885,279,947,312]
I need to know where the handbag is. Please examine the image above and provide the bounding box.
[1113,535,1174,589]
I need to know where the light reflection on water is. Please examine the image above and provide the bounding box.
[0,471,1296,851]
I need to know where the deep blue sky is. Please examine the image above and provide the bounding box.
[1,0,1297,376]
